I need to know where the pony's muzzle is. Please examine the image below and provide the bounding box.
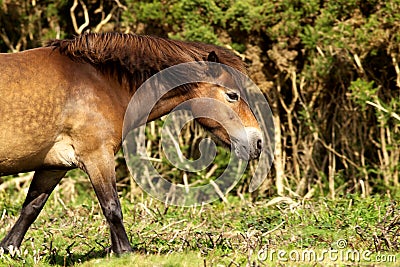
[246,127,263,159]
[232,127,263,160]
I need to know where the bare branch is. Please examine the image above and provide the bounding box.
[209,180,229,203]
[391,53,400,89]
[0,31,16,52]
[366,100,400,122]
[78,0,90,33]
[94,6,117,33]
[318,138,358,168]
[114,0,127,10]
[70,0,79,34]
[70,0,90,34]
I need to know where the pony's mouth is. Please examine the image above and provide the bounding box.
[199,124,263,161]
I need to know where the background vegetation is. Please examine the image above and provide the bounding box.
[0,0,399,266]
[1,0,398,198]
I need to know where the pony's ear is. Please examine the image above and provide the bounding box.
[206,51,221,77]
[207,51,219,63]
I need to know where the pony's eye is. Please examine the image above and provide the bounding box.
[225,91,240,102]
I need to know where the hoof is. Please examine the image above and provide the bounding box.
[107,246,133,255]
[0,244,20,257]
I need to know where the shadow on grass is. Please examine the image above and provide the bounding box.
[47,248,111,266]
[46,244,151,266]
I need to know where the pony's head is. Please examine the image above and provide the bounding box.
[189,51,263,160]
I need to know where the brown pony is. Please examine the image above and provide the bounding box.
[0,32,263,254]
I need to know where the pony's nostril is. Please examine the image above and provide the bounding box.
[257,139,262,151]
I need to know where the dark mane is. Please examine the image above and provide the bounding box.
[47,32,246,89]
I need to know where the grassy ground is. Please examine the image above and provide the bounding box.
[0,173,399,266]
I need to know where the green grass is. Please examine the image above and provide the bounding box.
[81,253,203,267]
[0,175,398,266]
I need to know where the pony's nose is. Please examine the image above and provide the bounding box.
[234,127,263,160]
[245,127,263,159]
[256,138,263,154]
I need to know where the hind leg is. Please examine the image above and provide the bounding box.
[0,170,66,250]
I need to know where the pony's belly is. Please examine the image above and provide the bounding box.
[0,127,55,173]
[0,134,77,176]
[0,149,48,176]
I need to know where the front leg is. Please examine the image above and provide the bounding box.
[80,147,132,254]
